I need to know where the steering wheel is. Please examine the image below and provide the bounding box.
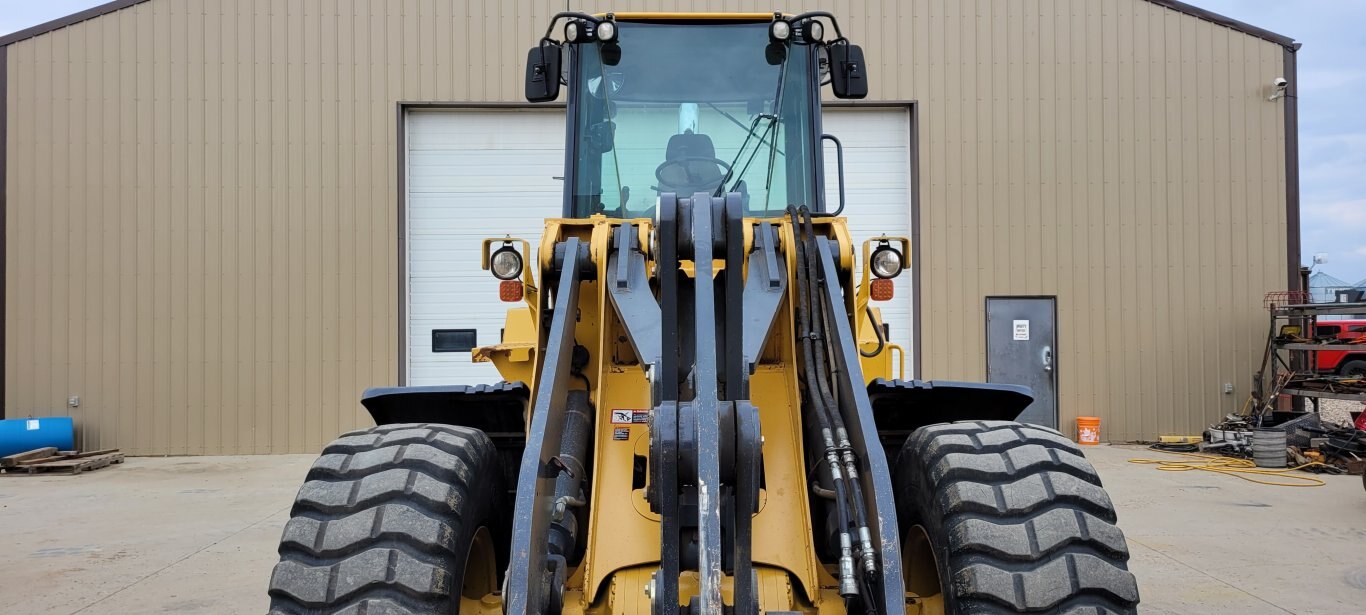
[654,156,734,194]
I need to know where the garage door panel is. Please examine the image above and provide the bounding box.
[407,107,912,386]
[823,109,913,366]
[406,109,563,385]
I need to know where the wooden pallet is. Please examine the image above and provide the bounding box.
[0,449,123,476]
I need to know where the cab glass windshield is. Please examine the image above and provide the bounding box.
[570,22,818,218]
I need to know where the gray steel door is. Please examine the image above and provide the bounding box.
[986,297,1058,428]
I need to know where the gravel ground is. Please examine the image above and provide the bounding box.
[1317,398,1364,426]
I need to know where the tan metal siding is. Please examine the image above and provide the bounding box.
[913,0,1287,441]
[3,0,1289,453]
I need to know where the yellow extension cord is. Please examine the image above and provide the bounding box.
[1128,450,1330,487]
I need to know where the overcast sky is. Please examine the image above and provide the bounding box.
[3,1,1364,282]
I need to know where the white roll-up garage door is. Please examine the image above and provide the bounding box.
[405,109,565,386]
[822,108,913,377]
[405,107,912,386]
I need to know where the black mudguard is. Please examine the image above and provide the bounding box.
[867,378,1034,456]
[360,382,529,433]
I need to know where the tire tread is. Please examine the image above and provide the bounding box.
[268,423,499,615]
[897,420,1139,613]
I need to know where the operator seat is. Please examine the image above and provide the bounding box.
[656,130,728,194]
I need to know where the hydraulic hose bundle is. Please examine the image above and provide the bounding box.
[787,206,878,610]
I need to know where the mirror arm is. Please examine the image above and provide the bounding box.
[541,11,600,40]
[788,11,844,40]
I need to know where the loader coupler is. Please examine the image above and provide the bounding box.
[867,378,1033,453]
[360,382,529,433]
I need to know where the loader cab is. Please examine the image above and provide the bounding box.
[525,13,868,218]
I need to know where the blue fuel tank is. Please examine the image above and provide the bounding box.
[0,417,75,457]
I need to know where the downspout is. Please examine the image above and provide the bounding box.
[1283,43,1302,292]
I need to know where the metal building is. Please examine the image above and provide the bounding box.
[1,0,1299,454]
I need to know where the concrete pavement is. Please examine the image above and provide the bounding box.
[1089,444,1366,614]
[0,445,1362,613]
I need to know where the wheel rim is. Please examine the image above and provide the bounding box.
[461,526,498,603]
[903,524,942,600]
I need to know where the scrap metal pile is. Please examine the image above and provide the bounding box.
[1200,411,1366,476]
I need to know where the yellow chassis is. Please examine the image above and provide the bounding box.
[475,215,935,614]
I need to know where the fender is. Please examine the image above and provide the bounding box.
[360,381,529,433]
[867,378,1035,454]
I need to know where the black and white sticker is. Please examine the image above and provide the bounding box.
[611,409,651,424]
[612,427,631,441]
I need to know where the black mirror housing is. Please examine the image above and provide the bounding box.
[600,42,622,66]
[829,42,868,99]
[525,43,562,102]
[765,42,787,66]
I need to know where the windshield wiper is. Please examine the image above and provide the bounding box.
[706,103,785,158]
[712,55,791,207]
[714,113,778,197]
[759,60,790,212]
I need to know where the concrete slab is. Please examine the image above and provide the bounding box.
[0,455,313,615]
[0,445,1362,613]
[1088,444,1366,614]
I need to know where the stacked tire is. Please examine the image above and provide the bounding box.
[1252,428,1288,469]
[894,420,1140,614]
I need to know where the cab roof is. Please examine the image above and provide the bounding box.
[600,12,781,24]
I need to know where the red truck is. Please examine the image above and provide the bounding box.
[1314,320,1366,376]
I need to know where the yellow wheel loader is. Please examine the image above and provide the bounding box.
[268,12,1139,615]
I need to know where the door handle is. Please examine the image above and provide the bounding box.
[1042,346,1053,372]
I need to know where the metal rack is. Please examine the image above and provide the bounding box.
[1255,301,1366,415]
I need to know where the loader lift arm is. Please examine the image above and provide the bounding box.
[505,238,593,615]
[500,194,907,614]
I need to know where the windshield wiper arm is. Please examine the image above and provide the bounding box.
[706,103,785,157]
[714,114,776,197]
[759,59,791,213]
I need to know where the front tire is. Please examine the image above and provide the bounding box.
[268,423,506,614]
[894,420,1139,613]
[1339,359,1366,377]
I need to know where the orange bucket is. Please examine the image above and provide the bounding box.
[1076,416,1101,445]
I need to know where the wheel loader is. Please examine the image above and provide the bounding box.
[268,11,1140,615]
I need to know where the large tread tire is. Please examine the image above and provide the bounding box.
[894,420,1139,614]
[268,423,506,614]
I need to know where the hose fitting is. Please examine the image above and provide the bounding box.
[838,532,859,597]
[858,525,877,575]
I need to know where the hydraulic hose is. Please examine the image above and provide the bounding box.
[787,206,858,598]
[798,207,879,583]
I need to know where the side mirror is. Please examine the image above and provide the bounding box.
[525,42,562,103]
[829,42,868,99]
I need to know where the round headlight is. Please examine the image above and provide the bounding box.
[806,20,824,42]
[770,20,791,41]
[491,247,524,281]
[565,21,581,43]
[870,246,903,279]
[596,21,616,42]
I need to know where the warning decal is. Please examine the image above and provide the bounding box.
[612,409,650,424]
